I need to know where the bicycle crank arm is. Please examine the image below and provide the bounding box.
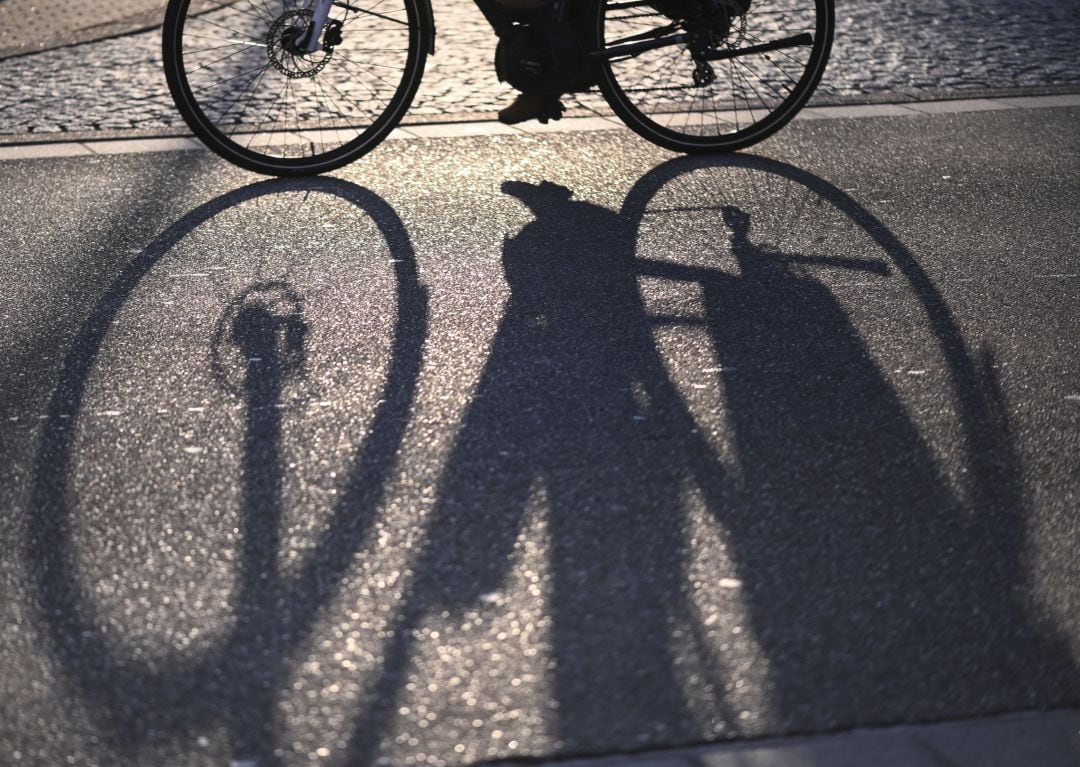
[701,33,814,61]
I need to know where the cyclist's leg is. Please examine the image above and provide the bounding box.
[473,0,570,124]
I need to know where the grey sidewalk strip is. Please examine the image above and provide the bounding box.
[902,98,1013,114]
[516,710,1080,767]
[83,137,204,155]
[1,94,1077,161]
[798,103,923,120]
[402,121,522,138]
[0,142,94,160]
[992,93,1080,108]
[513,115,626,134]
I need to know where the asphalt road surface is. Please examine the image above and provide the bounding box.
[1,106,1079,766]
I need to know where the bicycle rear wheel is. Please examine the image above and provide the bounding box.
[163,0,431,176]
[592,0,833,153]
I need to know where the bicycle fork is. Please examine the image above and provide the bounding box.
[295,0,337,52]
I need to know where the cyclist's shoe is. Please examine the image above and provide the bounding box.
[498,93,565,125]
[565,64,599,95]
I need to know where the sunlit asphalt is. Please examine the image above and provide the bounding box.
[1,107,1079,766]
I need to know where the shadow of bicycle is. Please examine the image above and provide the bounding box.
[28,156,1079,766]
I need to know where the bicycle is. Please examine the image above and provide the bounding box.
[163,0,833,176]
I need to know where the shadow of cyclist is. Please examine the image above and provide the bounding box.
[348,164,1078,761]
[344,180,739,760]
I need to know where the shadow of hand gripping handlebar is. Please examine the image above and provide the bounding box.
[29,177,428,764]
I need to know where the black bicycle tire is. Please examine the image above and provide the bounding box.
[163,0,430,176]
[592,0,833,153]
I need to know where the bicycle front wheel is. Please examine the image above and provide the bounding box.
[592,0,833,153]
[163,0,431,176]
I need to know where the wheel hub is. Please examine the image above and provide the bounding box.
[267,9,333,79]
[688,0,748,47]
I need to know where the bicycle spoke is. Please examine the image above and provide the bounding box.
[186,41,268,75]
[599,0,829,145]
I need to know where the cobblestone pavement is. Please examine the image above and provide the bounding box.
[1,1,1079,136]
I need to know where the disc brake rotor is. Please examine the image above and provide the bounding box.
[267,9,333,79]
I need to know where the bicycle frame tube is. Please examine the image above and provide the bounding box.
[593,30,812,62]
